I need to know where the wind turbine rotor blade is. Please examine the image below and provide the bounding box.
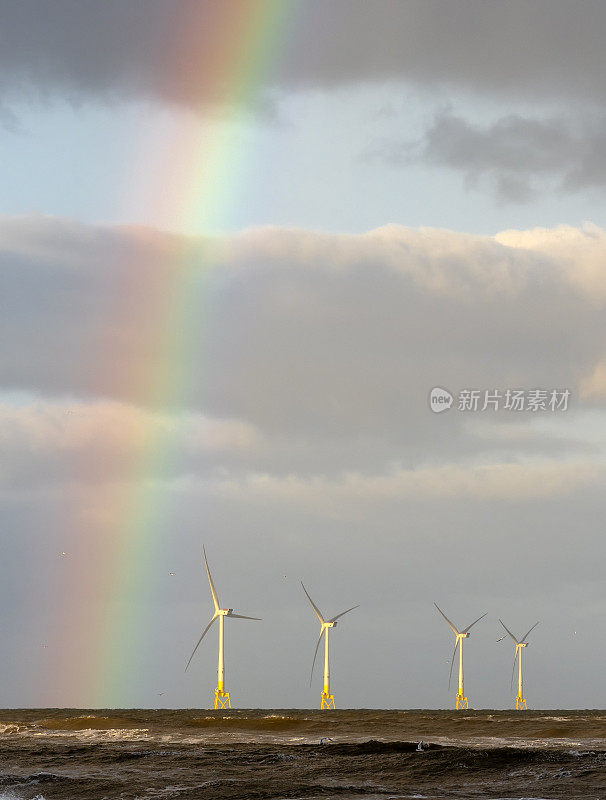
[462,612,487,634]
[329,604,359,623]
[521,621,539,642]
[301,582,326,624]
[499,619,520,644]
[310,629,324,687]
[448,639,459,690]
[511,646,519,689]
[228,613,262,620]
[185,615,217,672]
[434,603,460,635]
[203,546,220,612]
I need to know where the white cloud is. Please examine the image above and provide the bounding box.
[580,361,606,400]
[203,459,604,508]
[0,398,257,453]
[495,222,606,302]
[0,398,259,488]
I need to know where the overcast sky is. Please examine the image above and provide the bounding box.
[1,0,606,710]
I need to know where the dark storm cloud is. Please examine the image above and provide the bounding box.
[3,1,606,108]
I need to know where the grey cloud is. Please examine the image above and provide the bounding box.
[0,216,605,488]
[2,217,604,409]
[422,114,576,201]
[3,1,606,109]
[374,112,606,202]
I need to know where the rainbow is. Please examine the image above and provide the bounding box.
[57,1,296,707]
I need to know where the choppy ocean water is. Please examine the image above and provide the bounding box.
[0,709,604,799]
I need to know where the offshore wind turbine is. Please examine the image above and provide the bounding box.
[434,603,486,710]
[302,582,358,709]
[185,547,260,709]
[499,619,539,710]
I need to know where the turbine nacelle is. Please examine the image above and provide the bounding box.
[499,619,539,648]
[218,608,234,616]
[458,632,470,639]
[324,621,337,628]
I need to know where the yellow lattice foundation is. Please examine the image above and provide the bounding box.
[214,689,231,709]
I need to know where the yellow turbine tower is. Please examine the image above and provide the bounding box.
[435,603,486,710]
[185,547,261,709]
[499,619,539,710]
[302,582,358,709]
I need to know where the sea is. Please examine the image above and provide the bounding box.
[0,709,604,800]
